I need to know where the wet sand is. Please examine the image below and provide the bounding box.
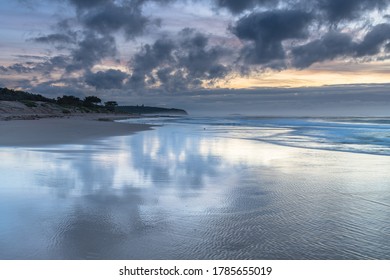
[2,118,390,259]
[0,115,151,147]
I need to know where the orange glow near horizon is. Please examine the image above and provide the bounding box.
[216,61,390,89]
[4,59,390,92]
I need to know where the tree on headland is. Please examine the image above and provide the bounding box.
[0,87,53,102]
[104,101,118,112]
[56,95,82,106]
[83,96,102,107]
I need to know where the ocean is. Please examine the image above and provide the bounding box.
[1,116,390,259]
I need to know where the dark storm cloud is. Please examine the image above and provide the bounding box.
[22,0,172,80]
[213,0,390,21]
[68,0,176,10]
[7,63,33,74]
[213,0,276,14]
[318,0,390,22]
[0,55,71,75]
[8,0,390,96]
[35,55,71,75]
[79,2,151,39]
[225,2,390,69]
[231,10,312,66]
[232,10,312,42]
[68,0,110,9]
[30,18,78,50]
[177,29,230,80]
[32,78,88,97]
[32,18,78,44]
[67,0,178,39]
[29,31,117,74]
[128,37,175,89]
[14,55,46,60]
[356,23,390,56]
[128,29,231,91]
[292,23,390,68]
[291,32,356,68]
[67,32,117,72]
[133,38,175,72]
[155,29,231,91]
[33,33,75,44]
[85,69,128,89]
[156,68,189,92]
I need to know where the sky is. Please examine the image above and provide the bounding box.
[1,0,390,116]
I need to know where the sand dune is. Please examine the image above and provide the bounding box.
[0,100,76,120]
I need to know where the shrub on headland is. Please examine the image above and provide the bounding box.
[21,100,37,107]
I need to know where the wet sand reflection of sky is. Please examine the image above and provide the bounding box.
[1,123,390,259]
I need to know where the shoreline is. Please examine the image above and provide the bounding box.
[0,114,151,147]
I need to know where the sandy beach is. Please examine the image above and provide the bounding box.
[1,116,390,260]
[0,115,151,147]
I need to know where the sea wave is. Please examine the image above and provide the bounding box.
[123,116,390,156]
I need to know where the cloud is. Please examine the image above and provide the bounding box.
[0,56,71,75]
[155,68,189,92]
[68,0,110,9]
[5,0,390,98]
[213,0,276,14]
[230,10,312,67]
[85,69,128,89]
[177,28,230,80]
[31,78,88,97]
[317,0,390,22]
[291,23,390,68]
[128,37,175,89]
[30,18,78,51]
[24,0,174,80]
[7,63,34,74]
[67,0,178,39]
[33,33,76,44]
[291,32,356,68]
[35,55,71,75]
[0,66,8,73]
[67,32,117,72]
[78,2,151,39]
[128,28,231,92]
[356,23,390,56]
[213,0,390,23]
